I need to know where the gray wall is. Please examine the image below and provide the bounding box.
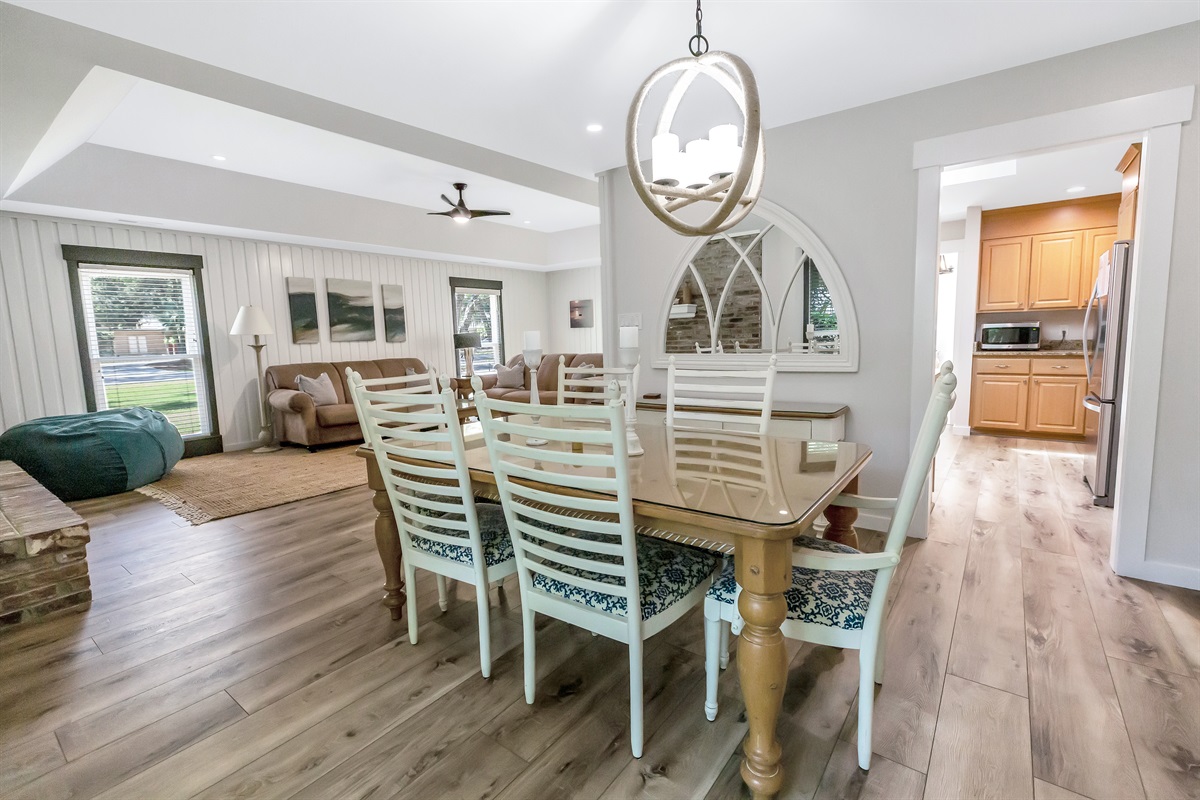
[604,23,1198,574]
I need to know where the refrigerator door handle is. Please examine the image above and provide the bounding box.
[1083,281,1100,386]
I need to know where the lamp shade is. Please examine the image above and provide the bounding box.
[453,332,482,350]
[229,305,274,336]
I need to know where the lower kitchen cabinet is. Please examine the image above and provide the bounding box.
[1027,375,1087,435]
[969,372,1029,431]
[970,356,1087,437]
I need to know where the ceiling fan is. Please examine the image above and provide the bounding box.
[428,182,510,223]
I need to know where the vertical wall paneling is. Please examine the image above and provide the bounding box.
[0,212,549,448]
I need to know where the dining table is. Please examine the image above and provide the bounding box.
[356,416,871,800]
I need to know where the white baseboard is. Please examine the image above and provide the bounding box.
[951,425,971,437]
[221,439,261,452]
[1113,559,1200,590]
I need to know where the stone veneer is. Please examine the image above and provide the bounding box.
[666,237,763,352]
[0,461,91,627]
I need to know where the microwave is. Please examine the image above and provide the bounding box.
[980,322,1040,350]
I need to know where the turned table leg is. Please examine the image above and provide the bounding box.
[736,536,793,800]
[823,475,859,549]
[365,457,405,620]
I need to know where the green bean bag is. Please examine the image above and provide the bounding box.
[0,407,184,501]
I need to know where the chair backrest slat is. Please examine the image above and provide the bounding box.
[666,355,778,435]
[348,367,489,571]
[475,383,643,625]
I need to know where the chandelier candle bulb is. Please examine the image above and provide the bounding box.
[708,124,740,178]
[619,326,639,349]
[651,133,682,186]
[684,138,714,189]
[523,330,541,350]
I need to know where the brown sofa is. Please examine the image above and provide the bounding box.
[452,353,602,404]
[265,358,429,449]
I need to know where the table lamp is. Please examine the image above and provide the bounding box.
[230,305,281,453]
[454,332,482,378]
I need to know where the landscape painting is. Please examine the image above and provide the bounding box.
[569,298,594,329]
[381,284,407,343]
[286,277,319,344]
[326,278,376,342]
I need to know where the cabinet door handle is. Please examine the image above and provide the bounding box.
[1052,365,1067,370]
[995,364,1010,369]
[1023,379,1028,384]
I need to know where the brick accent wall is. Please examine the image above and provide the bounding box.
[665,237,763,352]
[0,462,91,627]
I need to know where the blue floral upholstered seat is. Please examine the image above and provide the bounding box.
[532,536,717,621]
[407,503,515,567]
[706,536,876,630]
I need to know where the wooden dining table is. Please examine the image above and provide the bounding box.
[356,417,871,800]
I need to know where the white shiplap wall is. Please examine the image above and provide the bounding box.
[546,265,603,355]
[0,212,548,448]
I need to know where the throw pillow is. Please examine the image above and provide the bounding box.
[405,367,417,376]
[494,363,525,389]
[570,362,596,381]
[295,372,338,406]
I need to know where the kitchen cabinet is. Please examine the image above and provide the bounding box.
[970,356,1086,437]
[978,236,1030,312]
[970,372,1029,431]
[1028,231,1084,309]
[1082,226,1119,302]
[977,196,1119,313]
[1028,375,1087,435]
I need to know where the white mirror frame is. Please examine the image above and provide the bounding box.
[653,197,860,372]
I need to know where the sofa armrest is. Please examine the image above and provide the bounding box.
[268,388,314,414]
[460,374,498,394]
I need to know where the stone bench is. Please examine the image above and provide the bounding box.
[0,461,91,627]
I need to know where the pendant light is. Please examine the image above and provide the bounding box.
[625,0,764,237]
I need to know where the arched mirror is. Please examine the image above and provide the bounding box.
[657,198,858,371]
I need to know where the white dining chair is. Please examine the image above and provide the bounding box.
[702,362,957,770]
[346,368,517,678]
[556,356,638,408]
[473,380,719,758]
[666,354,778,435]
[694,341,725,354]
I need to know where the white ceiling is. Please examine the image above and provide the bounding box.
[10,0,1198,178]
[939,139,1133,221]
[86,78,600,233]
[3,1,1196,265]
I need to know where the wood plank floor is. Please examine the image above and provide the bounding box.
[1,434,1197,800]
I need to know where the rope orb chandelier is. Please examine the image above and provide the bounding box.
[625,0,764,237]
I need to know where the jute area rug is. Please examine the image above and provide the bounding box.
[137,445,367,525]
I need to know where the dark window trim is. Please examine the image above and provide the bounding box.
[449,277,505,369]
[62,245,223,457]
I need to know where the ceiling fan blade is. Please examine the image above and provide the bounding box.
[440,194,457,207]
[469,210,511,218]
[427,210,456,217]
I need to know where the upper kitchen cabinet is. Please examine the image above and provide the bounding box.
[978,236,1030,311]
[976,195,1120,313]
[1116,144,1141,241]
[1028,230,1084,309]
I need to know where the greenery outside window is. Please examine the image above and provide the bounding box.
[63,245,222,456]
[450,277,504,376]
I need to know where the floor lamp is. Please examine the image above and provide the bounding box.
[230,305,281,453]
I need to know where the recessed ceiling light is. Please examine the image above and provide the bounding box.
[523,220,532,224]
[1066,185,1087,193]
[586,124,603,133]
[212,154,226,161]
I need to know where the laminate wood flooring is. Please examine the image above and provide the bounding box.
[1,435,1196,800]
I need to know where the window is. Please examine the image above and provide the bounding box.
[63,246,222,456]
[450,278,504,376]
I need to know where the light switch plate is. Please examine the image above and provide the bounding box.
[617,313,642,328]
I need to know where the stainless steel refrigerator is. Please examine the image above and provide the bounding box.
[1082,239,1133,507]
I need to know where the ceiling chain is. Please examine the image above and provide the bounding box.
[689,0,709,56]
